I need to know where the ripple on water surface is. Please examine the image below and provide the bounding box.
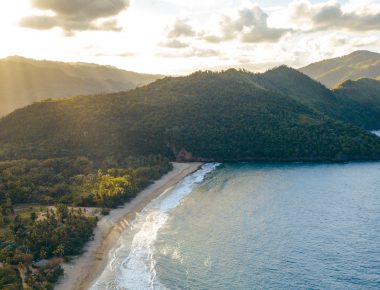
[92,162,380,290]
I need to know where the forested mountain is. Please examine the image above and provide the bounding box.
[255,67,380,130]
[255,66,348,122]
[0,56,162,117]
[299,50,380,88]
[1,68,380,162]
[333,78,380,129]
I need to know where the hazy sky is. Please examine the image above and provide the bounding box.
[0,0,379,74]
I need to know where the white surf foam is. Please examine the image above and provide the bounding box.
[118,163,220,290]
[91,163,220,290]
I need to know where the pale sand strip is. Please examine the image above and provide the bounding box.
[55,162,203,290]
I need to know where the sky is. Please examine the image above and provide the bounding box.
[0,0,379,75]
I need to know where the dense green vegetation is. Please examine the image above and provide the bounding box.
[0,155,172,288]
[255,66,354,123]
[0,202,94,289]
[1,68,380,162]
[333,78,380,129]
[0,264,23,289]
[0,155,172,207]
[256,67,380,130]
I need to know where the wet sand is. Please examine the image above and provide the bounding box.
[55,162,203,290]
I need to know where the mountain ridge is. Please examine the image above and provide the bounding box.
[1,67,380,162]
[299,50,380,88]
[0,56,163,117]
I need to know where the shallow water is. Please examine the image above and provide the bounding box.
[372,130,380,137]
[92,162,380,289]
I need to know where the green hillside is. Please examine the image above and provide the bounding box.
[1,68,380,162]
[255,66,349,122]
[253,66,380,130]
[299,50,380,88]
[333,78,380,129]
[0,56,162,117]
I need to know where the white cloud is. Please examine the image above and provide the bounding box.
[167,18,195,38]
[288,0,380,32]
[154,0,380,72]
[0,0,379,75]
[161,39,190,49]
[158,47,220,58]
[20,0,129,35]
[164,4,292,45]
[222,6,291,43]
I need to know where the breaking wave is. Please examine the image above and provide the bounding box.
[91,163,219,290]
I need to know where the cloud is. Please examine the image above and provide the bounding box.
[158,47,220,58]
[161,18,194,49]
[328,35,379,48]
[93,52,135,57]
[20,0,129,35]
[202,5,291,43]
[161,39,190,49]
[162,5,290,47]
[167,18,195,38]
[290,0,380,32]
[187,48,220,57]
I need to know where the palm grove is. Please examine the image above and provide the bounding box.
[0,156,171,289]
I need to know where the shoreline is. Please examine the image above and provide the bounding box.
[55,162,204,290]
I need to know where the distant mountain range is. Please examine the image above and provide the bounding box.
[0,56,163,117]
[2,51,378,118]
[299,50,380,88]
[1,66,380,162]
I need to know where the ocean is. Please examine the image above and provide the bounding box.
[91,161,380,290]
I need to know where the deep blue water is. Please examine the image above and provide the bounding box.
[92,162,380,289]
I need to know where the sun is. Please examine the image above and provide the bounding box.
[0,1,34,57]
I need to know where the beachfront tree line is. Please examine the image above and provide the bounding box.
[0,155,172,208]
[0,155,172,289]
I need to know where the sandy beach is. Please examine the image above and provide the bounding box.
[55,162,203,290]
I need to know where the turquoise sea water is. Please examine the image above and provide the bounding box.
[92,162,380,290]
